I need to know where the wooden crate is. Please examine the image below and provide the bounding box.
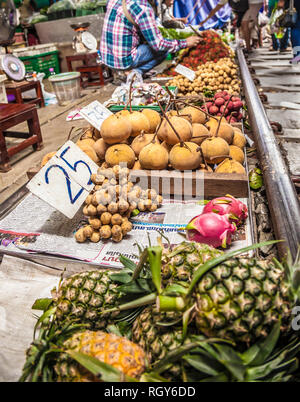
[129,170,248,198]
[27,167,249,199]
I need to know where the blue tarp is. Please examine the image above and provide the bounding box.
[173,0,231,29]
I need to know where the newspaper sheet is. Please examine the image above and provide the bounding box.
[0,193,253,269]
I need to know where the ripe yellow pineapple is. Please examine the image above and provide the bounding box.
[20,326,146,382]
[55,330,146,381]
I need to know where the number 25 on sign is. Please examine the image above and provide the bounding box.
[27,141,99,219]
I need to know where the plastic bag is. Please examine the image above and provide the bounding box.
[30,13,48,24]
[47,0,75,13]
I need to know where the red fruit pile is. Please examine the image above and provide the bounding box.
[181,31,230,70]
[202,91,244,123]
[159,31,231,76]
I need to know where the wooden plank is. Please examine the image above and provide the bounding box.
[129,170,248,198]
[265,92,300,105]
[266,109,300,128]
[259,76,300,87]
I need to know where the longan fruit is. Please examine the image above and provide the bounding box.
[97,204,107,214]
[82,205,89,216]
[101,212,112,225]
[121,221,133,235]
[83,225,94,238]
[90,231,100,243]
[85,194,93,205]
[75,228,86,243]
[87,204,97,216]
[111,224,122,237]
[88,218,101,230]
[111,213,123,226]
[100,225,111,239]
[112,231,123,243]
[137,201,146,211]
[107,202,119,214]
[118,199,129,214]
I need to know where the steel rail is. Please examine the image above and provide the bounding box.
[237,47,300,259]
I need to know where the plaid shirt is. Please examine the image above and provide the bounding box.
[99,0,187,70]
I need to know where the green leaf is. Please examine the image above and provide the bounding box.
[212,344,246,381]
[32,298,53,311]
[118,278,153,294]
[163,283,189,296]
[66,350,137,382]
[119,255,137,271]
[110,272,132,284]
[147,246,163,294]
[183,354,220,376]
[33,307,57,338]
[241,322,280,366]
[140,373,168,382]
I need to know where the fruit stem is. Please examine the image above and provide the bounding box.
[103,292,157,313]
[196,146,209,170]
[155,94,185,147]
[164,86,179,115]
[128,73,136,114]
[157,295,185,311]
[179,100,218,122]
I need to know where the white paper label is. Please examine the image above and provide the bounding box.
[27,141,99,219]
[79,100,113,131]
[174,64,196,81]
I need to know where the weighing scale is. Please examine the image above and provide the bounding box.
[70,22,98,54]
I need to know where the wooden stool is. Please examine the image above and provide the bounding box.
[0,103,43,172]
[66,53,112,88]
[5,80,45,108]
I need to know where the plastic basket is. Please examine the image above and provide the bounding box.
[19,51,60,78]
[49,72,81,105]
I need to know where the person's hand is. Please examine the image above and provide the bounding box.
[186,35,201,48]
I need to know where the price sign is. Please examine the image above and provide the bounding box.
[27,141,99,219]
[174,64,196,82]
[79,100,112,131]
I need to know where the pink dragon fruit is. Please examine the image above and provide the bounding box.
[202,195,248,225]
[185,213,237,249]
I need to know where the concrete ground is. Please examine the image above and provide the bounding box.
[0,81,116,204]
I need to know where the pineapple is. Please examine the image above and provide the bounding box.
[55,330,146,381]
[116,241,299,347]
[193,257,291,344]
[161,241,223,283]
[21,325,146,382]
[132,306,185,363]
[51,270,122,329]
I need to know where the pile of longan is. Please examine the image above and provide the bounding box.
[75,165,163,243]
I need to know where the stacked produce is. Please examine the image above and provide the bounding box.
[166,58,241,96]
[202,91,244,123]
[158,30,234,76]
[75,165,163,243]
[20,237,300,382]
[185,195,248,248]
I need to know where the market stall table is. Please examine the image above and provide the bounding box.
[0,103,43,172]
[5,80,45,108]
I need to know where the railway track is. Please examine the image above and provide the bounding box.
[238,47,300,260]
